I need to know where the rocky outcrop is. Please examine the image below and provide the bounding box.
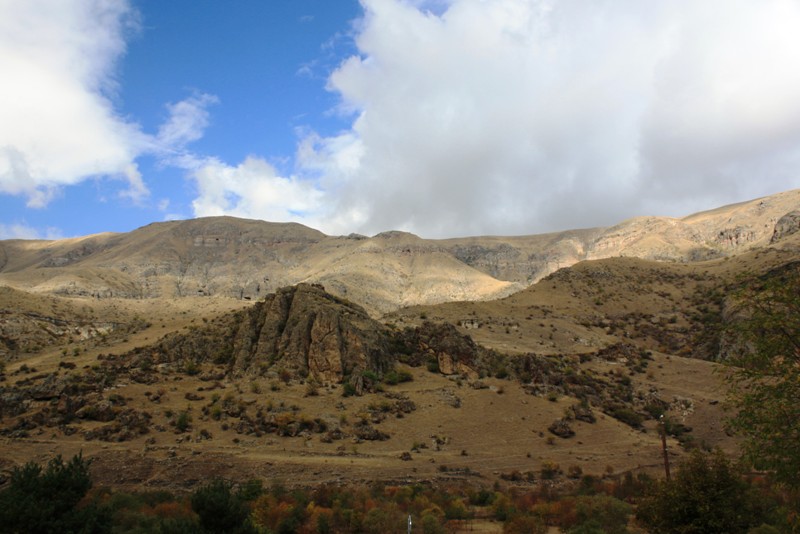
[715,227,757,248]
[139,284,394,384]
[231,284,392,382]
[398,322,483,379]
[771,210,800,243]
[125,284,503,385]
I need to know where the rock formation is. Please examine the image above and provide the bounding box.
[139,283,393,383]
[230,284,393,382]
[771,210,800,243]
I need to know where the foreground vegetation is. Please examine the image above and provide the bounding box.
[1,450,797,533]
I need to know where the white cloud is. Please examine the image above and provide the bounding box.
[0,1,218,213]
[0,223,63,240]
[295,0,800,237]
[156,93,219,154]
[0,0,151,207]
[7,0,799,239]
[190,156,325,224]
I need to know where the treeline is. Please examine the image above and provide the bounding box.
[0,450,797,533]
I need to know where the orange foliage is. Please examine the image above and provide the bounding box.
[251,495,297,531]
[530,496,576,528]
[300,504,333,534]
[153,501,193,520]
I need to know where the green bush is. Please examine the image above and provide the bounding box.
[0,453,111,533]
[361,370,380,382]
[175,410,192,432]
[637,449,767,533]
[604,406,644,428]
[383,368,413,385]
[420,512,446,534]
[236,479,264,502]
[426,358,440,373]
[570,495,631,534]
[190,479,254,533]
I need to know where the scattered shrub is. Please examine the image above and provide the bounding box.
[175,410,192,433]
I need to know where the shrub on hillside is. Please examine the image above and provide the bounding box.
[567,495,631,534]
[0,453,111,533]
[636,449,769,533]
[190,479,254,533]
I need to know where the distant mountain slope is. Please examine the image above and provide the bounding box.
[0,189,797,314]
[388,231,800,360]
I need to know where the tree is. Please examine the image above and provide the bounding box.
[0,453,110,533]
[570,495,631,534]
[723,266,800,488]
[503,515,547,534]
[190,479,254,534]
[636,449,766,533]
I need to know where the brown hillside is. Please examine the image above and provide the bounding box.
[0,190,799,494]
[1,190,797,315]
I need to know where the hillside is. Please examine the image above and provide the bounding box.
[0,189,799,493]
[2,236,798,492]
[1,189,797,315]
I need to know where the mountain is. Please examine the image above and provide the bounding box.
[1,189,799,492]
[1,189,797,315]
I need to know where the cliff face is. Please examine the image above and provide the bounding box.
[127,283,495,385]
[771,210,800,243]
[140,284,392,383]
[230,284,392,382]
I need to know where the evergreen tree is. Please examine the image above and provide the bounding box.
[637,449,766,533]
[0,453,110,533]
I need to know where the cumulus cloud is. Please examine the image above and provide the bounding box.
[5,0,800,239]
[0,223,63,241]
[293,0,800,237]
[0,0,151,206]
[190,156,325,223]
[0,1,218,211]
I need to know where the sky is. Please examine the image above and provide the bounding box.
[1,0,799,241]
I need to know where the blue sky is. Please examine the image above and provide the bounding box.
[2,0,800,240]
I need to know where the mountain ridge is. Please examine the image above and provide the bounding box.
[1,189,797,315]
